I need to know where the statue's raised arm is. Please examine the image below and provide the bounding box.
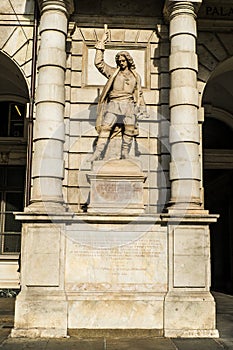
[94,25,115,79]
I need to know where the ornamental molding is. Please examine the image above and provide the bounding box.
[37,0,74,15]
[164,0,202,21]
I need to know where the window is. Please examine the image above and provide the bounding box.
[0,166,25,254]
[0,102,26,137]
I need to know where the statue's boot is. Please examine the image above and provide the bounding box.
[89,127,111,162]
[121,128,134,159]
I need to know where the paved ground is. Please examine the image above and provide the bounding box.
[0,292,232,349]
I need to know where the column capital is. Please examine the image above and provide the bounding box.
[37,0,74,16]
[164,0,202,21]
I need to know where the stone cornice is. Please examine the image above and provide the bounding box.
[164,0,203,21]
[37,0,74,15]
[161,212,219,224]
[14,211,162,224]
[14,211,219,225]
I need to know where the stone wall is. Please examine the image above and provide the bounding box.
[0,0,34,90]
[64,26,170,214]
[64,24,233,215]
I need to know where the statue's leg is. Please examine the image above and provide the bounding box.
[89,113,116,162]
[121,113,136,159]
[122,125,135,159]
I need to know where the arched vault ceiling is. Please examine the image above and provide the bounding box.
[0,52,29,100]
[203,57,233,116]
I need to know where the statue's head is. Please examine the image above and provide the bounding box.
[115,51,136,70]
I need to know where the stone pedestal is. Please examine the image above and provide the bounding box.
[12,212,219,338]
[11,215,72,338]
[88,159,146,214]
[161,213,219,338]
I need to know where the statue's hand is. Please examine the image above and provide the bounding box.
[100,24,109,44]
[136,106,149,119]
[95,25,109,50]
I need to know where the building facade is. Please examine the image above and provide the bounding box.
[0,0,232,338]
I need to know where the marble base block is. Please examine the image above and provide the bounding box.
[12,213,219,338]
[164,292,219,338]
[67,294,164,333]
[65,221,167,333]
[12,292,68,338]
[87,159,146,214]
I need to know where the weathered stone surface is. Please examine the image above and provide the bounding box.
[88,159,146,214]
[6,0,223,337]
[164,292,218,338]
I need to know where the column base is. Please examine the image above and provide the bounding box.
[166,201,206,213]
[164,292,219,338]
[11,291,68,338]
[25,201,67,214]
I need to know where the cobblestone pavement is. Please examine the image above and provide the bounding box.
[0,292,232,350]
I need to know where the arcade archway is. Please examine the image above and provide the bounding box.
[203,57,233,295]
[0,51,29,287]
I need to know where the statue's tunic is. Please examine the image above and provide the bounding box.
[94,48,145,134]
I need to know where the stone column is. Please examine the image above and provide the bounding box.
[30,0,73,210]
[162,1,219,338]
[166,0,201,211]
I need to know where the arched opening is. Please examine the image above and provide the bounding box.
[202,57,233,295]
[0,51,29,287]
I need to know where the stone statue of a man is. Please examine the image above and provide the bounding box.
[89,26,147,162]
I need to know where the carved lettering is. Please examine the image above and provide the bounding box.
[206,6,212,15]
[205,6,233,17]
[95,180,142,202]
